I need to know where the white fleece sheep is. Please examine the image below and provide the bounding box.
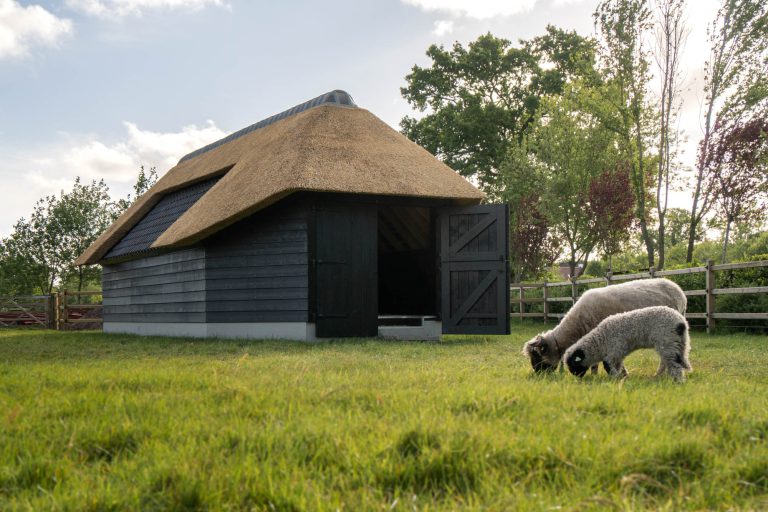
[523,278,687,372]
[563,306,692,382]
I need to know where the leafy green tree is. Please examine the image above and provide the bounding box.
[0,167,159,296]
[665,208,702,247]
[593,0,656,268]
[534,91,619,277]
[400,29,598,189]
[0,238,47,296]
[495,140,561,282]
[1,179,116,295]
[55,178,117,293]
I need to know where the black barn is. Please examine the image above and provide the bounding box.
[77,91,510,340]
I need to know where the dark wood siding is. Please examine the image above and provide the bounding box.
[203,199,310,323]
[102,248,206,323]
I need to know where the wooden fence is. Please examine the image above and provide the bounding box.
[0,291,102,330]
[511,259,768,333]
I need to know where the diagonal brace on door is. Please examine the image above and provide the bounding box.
[447,270,498,327]
[448,214,496,256]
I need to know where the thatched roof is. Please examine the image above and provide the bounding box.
[76,90,484,265]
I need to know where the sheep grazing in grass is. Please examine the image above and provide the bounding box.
[563,306,692,382]
[522,278,686,373]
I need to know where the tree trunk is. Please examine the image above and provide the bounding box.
[658,212,666,270]
[634,102,654,268]
[685,201,699,262]
[77,268,83,304]
[721,217,732,264]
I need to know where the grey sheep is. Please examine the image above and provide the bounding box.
[522,278,687,373]
[563,306,692,382]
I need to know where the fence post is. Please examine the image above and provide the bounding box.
[571,278,578,307]
[542,280,549,324]
[649,266,656,278]
[706,259,716,334]
[519,285,524,321]
[61,290,67,331]
[47,294,56,329]
[605,268,613,286]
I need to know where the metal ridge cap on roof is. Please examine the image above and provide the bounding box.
[178,90,357,164]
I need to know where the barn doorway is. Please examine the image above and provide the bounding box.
[377,205,437,326]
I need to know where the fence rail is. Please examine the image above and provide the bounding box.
[511,259,767,333]
[0,291,102,330]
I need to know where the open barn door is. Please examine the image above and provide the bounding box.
[439,204,510,335]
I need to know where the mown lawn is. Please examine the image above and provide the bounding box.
[0,323,766,511]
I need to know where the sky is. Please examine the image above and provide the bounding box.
[0,0,721,236]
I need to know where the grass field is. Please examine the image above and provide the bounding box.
[0,323,766,511]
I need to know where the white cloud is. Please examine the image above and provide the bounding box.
[0,121,227,235]
[65,0,229,18]
[0,0,72,59]
[433,19,455,36]
[402,0,537,19]
[56,120,226,182]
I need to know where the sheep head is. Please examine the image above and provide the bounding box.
[565,348,589,377]
[522,333,559,372]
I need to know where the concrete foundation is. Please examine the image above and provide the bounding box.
[103,322,318,341]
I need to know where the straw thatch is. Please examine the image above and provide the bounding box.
[77,102,483,265]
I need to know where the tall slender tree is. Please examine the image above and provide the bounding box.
[653,0,687,269]
[594,0,656,268]
[687,0,768,262]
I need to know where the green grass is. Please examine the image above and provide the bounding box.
[0,322,766,511]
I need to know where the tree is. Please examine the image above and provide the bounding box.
[665,207,702,247]
[0,238,47,296]
[55,178,118,293]
[0,167,159,296]
[705,117,768,263]
[687,0,768,262]
[400,29,598,189]
[587,164,636,268]
[0,179,117,295]
[534,91,619,277]
[593,0,656,268]
[653,0,687,269]
[114,166,158,214]
[496,141,561,282]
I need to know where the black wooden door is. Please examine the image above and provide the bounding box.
[439,204,510,334]
[314,202,378,338]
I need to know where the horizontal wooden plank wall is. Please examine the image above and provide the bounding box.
[102,248,206,323]
[101,198,311,326]
[203,199,310,323]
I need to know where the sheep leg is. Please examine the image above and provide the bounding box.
[590,364,599,375]
[603,358,628,379]
[655,360,667,377]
